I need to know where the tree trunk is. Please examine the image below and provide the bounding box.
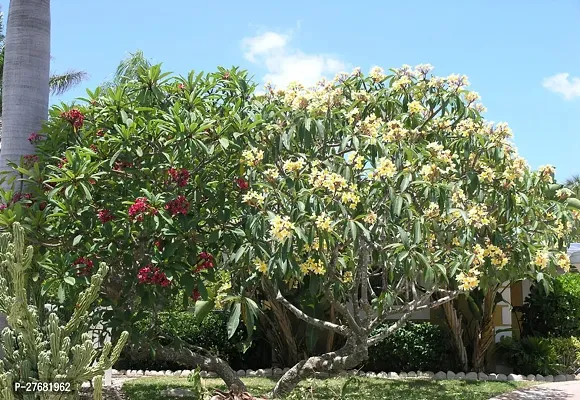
[0,0,50,178]
[0,0,51,353]
[271,338,367,398]
[442,301,469,372]
[262,279,299,366]
[152,346,247,392]
[326,304,335,353]
[472,288,496,371]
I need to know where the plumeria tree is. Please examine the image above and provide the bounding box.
[227,65,580,396]
[0,65,266,391]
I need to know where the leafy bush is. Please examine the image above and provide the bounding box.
[116,310,272,371]
[547,337,580,374]
[496,336,559,375]
[366,322,456,372]
[117,311,245,370]
[522,274,580,337]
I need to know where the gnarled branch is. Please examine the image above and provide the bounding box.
[275,290,348,335]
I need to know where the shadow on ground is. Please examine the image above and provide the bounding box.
[491,387,573,400]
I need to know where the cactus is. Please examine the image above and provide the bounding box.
[0,223,129,399]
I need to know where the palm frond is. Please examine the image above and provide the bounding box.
[565,174,580,198]
[49,70,88,96]
[565,175,580,187]
[113,50,152,84]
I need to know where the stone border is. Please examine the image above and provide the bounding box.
[110,369,580,382]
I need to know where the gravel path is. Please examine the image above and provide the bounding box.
[490,381,580,400]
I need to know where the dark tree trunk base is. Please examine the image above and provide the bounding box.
[271,342,367,398]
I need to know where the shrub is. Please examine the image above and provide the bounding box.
[522,274,580,337]
[496,336,559,375]
[366,322,456,372]
[117,311,245,370]
[547,337,580,374]
[116,310,272,371]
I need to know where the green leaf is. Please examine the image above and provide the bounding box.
[397,226,409,248]
[136,147,143,157]
[109,149,123,168]
[400,174,411,192]
[194,300,215,323]
[227,303,242,339]
[219,137,230,149]
[413,220,422,244]
[348,220,358,243]
[424,267,434,286]
[63,276,75,286]
[566,198,580,210]
[57,284,65,303]
[234,245,246,263]
[242,298,259,339]
[73,234,83,246]
[393,196,403,217]
[79,182,92,201]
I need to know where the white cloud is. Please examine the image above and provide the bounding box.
[242,32,289,63]
[543,73,580,100]
[241,30,347,89]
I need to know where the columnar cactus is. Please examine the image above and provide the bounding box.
[0,223,129,399]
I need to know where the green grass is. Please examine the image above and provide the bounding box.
[122,376,534,400]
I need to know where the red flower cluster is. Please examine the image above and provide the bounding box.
[96,129,105,137]
[235,177,249,191]
[89,144,98,152]
[165,195,189,216]
[60,109,85,129]
[98,209,114,223]
[23,154,39,168]
[154,240,163,251]
[191,289,201,301]
[73,257,94,276]
[28,132,43,144]
[167,168,190,187]
[177,83,185,90]
[12,192,34,207]
[58,157,68,168]
[113,161,134,171]
[39,201,47,211]
[195,252,215,272]
[128,197,157,222]
[137,264,171,287]
[0,204,6,211]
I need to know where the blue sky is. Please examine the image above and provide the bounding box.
[3,0,579,181]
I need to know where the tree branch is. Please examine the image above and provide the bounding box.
[275,290,348,335]
[367,289,461,344]
[323,244,364,335]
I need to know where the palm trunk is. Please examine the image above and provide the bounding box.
[442,301,469,372]
[472,288,496,371]
[0,0,50,178]
[0,0,51,351]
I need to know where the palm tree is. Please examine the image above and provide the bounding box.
[100,49,152,89]
[0,0,51,340]
[0,10,87,116]
[565,175,580,198]
[0,0,51,174]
